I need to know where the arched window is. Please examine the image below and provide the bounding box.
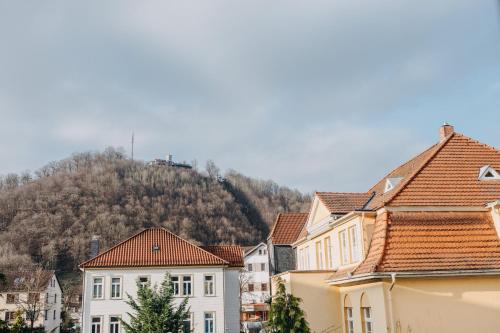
[361,293,373,333]
[344,295,354,333]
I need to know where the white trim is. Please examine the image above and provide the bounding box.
[91,276,104,300]
[110,276,122,299]
[479,165,500,180]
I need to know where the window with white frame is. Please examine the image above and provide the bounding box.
[298,248,304,269]
[204,312,215,333]
[111,277,122,299]
[345,307,354,333]
[247,263,253,272]
[91,317,102,333]
[44,310,48,321]
[138,276,149,288]
[304,246,310,269]
[92,277,103,299]
[324,236,333,269]
[261,263,266,271]
[171,276,180,296]
[183,312,193,333]
[5,311,15,322]
[53,310,56,320]
[340,231,349,265]
[316,240,324,269]
[362,307,373,333]
[109,316,120,333]
[182,276,193,296]
[204,274,215,296]
[349,226,360,263]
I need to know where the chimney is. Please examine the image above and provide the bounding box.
[90,235,100,258]
[167,154,173,165]
[439,122,454,142]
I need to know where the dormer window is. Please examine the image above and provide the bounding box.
[478,166,500,181]
[152,244,160,252]
[384,177,403,193]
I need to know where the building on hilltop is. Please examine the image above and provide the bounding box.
[271,124,500,333]
[80,228,243,333]
[148,153,192,169]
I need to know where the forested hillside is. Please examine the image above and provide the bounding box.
[0,148,310,274]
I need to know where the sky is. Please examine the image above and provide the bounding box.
[0,1,499,193]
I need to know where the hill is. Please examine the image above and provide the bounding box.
[0,148,310,274]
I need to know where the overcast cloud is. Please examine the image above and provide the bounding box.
[0,0,499,192]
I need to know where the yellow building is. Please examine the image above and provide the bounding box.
[272,124,500,333]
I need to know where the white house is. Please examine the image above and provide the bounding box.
[0,270,62,333]
[241,243,270,322]
[79,228,244,333]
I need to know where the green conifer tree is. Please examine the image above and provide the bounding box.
[267,279,310,333]
[121,274,191,333]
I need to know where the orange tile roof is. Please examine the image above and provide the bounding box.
[366,132,499,209]
[316,192,373,213]
[268,212,309,245]
[80,228,242,268]
[353,211,500,275]
[201,245,244,267]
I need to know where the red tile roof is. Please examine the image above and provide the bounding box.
[316,192,373,214]
[201,245,244,267]
[268,213,309,245]
[353,211,500,275]
[80,228,243,268]
[366,132,500,209]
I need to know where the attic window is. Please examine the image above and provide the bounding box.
[152,244,160,252]
[384,177,403,193]
[479,166,500,180]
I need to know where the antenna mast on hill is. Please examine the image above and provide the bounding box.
[131,131,135,161]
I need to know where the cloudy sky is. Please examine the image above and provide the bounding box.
[0,1,499,192]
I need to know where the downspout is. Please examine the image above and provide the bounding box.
[387,273,397,333]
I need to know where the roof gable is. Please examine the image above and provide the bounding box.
[316,192,373,214]
[80,228,229,268]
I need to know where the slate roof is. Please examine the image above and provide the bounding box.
[80,228,243,268]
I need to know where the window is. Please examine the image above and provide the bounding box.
[53,310,56,320]
[6,293,17,304]
[316,240,323,269]
[4,311,15,322]
[28,292,40,303]
[248,283,254,292]
[304,246,310,269]
[54,294,57,303]
[384,177,403,192]
[261,283,268,291]
[111,277,122,299]
[138,276,149,288]
[479,165,500,180]
[204,275,215,296]
[261,263,266,271]
[92,277,103,299]
[362,307,373,333]
[345,307,354,333]
[44,310,48,321]
[182,276,192,296]
[91,317,102,333]
[109,316,120,333]
[298,248,304,269]
[183,313,193,333]
[247,264,253,272]
[324,236,332,269]
[340,231,349,264]
[204,312,215,333]
[45,293,49,303]
[171,276,180,296]
[349,226,360,263]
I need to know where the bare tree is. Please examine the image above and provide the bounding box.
[239,269,252,308]
[14,267,53,332]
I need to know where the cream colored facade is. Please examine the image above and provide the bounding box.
[271,196,500,333]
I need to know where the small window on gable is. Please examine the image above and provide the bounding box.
[384,177,403,193]
[479,166,500,180]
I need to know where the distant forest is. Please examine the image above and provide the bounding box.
[0,148,310,276]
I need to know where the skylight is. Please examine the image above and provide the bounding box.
[478,166,500,180]
[384,177,403,193]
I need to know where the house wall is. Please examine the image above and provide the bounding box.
[0,275,62,333]
[309,197,331,226]
[82,266,237,333]
[273,272,341,333]
[338,276,500,333]
[242,244,270,304]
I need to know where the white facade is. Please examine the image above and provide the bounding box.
[0,273,62,333]
[242,243,270,305]
[82,266,240,333]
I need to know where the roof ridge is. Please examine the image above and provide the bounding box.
[454,132,500,154]
[383,133,455,207]
[316,191,369,195]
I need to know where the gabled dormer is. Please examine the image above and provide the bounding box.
[478,165,500,181]
[384,177,403,193]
